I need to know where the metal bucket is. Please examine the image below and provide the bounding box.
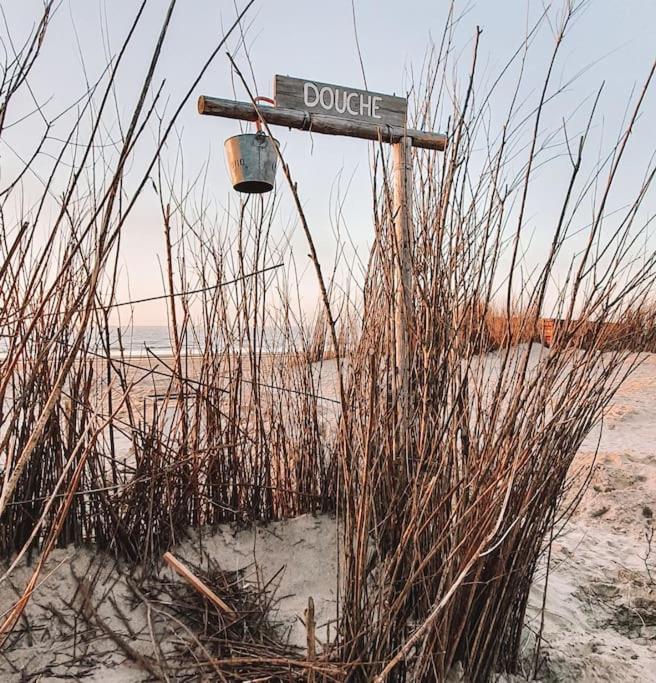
[224,131,278,194]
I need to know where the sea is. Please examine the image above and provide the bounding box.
[0,325,298,359]
[101,326,198,357]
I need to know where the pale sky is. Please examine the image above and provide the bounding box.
[2,1,656,324]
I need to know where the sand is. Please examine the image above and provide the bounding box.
[177,513,339,649]
[0,514,338,681]
[2,351,656,680]
[519,352,656,681]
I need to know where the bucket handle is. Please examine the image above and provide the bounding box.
[254,96,275,133]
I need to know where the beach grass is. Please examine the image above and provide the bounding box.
[2,2,656,681]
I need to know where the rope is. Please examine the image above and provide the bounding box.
[254,96,275,132]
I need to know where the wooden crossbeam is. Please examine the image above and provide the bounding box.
[197,96,447,151]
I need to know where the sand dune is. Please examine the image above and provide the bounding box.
[2,353,656,680]
[523,353,656,680]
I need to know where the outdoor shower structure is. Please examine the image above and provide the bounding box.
[199,73,447,424]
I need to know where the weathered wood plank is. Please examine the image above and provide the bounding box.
[274,75,407,127]
[197,96,447,151]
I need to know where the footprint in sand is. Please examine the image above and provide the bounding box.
[604,403,636,429]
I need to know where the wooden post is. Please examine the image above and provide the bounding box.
[393,136,413,435]
[305,596,316,683]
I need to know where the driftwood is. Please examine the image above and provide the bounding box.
[163,551,236,618]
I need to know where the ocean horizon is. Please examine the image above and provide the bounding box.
[0,325,307,359]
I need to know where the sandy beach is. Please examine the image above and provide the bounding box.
[4,1,656,679]
[1,349,655,681]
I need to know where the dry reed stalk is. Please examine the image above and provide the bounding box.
[334,5,656,681]
[2,3,656,682]
[0,0,259,608]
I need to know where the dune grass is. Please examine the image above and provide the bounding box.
[2,2,656,681]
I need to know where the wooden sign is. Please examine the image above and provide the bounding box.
[274,75,407,128]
